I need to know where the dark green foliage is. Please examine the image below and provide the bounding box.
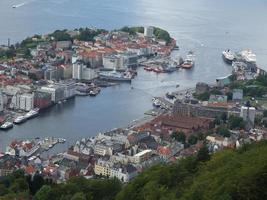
[194,92,210,101]
[120,26,144,35]
[188,135,198,145]
[76,28,107,41]
[228,115,245,129]
[196,145,210,162]
[116,141,267,200]
[171,131,186,144]
[50,30,71,41]
[1,142,267,200]
[217,125,231,137]
[153,27,172,44]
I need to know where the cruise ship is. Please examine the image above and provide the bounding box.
[222,49,235,64]
[14,116,27,124]
[25,108,39,119]
[99,71,132,82]
[181,51,195,69]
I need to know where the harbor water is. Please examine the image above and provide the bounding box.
[1,0,267,151]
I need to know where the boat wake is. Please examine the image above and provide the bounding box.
[12,0,36,8]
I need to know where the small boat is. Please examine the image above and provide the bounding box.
[152,67,163,73]
[144,66,153,71]
[1,122,13,130]
[222,49,235,64]
[181,51,195,69]
[152,98,161,107]
[166,92,175,99]
[14,116,27,124]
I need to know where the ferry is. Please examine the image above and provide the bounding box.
[0,122,13,130]
[14,116,27,124]
[99,70,132,82]
[181,51,195,69]
[25,108,39,119]
[222,49,235,64]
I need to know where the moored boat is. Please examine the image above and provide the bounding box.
[1,122,14,130]
[14,116,27,124]
[181,51,195,69]
[25,108,39,119]
[222,49,235,64]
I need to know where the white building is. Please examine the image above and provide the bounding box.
[240,106,256,129]
[103,54,124,70]
[55,81,76,99]
[10,93,34,111]
[144,26,154,38]
[40,85,65,103]
[72,62,98,81]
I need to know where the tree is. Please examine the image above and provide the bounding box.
[263,110,267,118]
[188,135,198,145]
[34,185,53,200]
[171,131,186,144]
[217,126,231,137]
[0,184,9,196]
[228,115,245,129]
[197,145,210,162]
[71,192,86,200]
[29,173,45,195]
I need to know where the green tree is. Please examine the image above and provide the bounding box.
[228,115,245,129]
[196,145,210,162]
[188,135,198,145]
[71,192,86,200]
[171,131,186,144]
[34,185,53,200]
[217,125,231,137]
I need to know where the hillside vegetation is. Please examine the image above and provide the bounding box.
[0,141,266,200]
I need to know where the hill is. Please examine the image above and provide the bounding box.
[0,141,266,200]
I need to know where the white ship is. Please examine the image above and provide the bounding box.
[0,122,13,130]
[222,49,235,64]
[25,108,39,119]
[14,116,27,124]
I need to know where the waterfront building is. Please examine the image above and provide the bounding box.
[103,54,124,70]
[72,62,98,81]
[144,26,154,38]
[55,81,76,99]
[10,93,34,111]
[34,90,52,109]
[40,85,65,103]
